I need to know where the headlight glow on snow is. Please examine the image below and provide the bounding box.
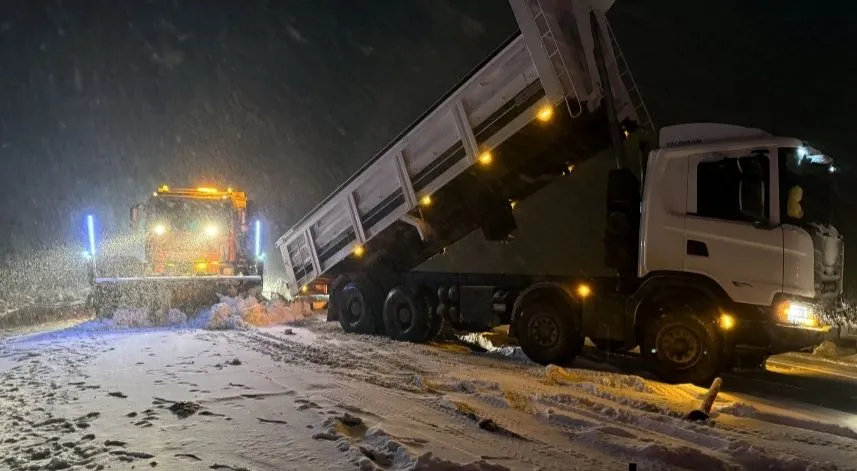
[86,214,96,257]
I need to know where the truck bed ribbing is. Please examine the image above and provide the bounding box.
[276,0,641,296]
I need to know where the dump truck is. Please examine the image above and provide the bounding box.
[275,0,843,383]
[87,186,264,317]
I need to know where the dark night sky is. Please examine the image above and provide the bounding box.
[2,1,856,283]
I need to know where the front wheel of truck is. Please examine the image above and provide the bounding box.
[641,312,722,386]
[337,278,382,334]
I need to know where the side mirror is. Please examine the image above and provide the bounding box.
[130,205,140,231]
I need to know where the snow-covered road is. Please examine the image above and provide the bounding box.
[2,315,856,470]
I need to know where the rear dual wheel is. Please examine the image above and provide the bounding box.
[335,279,441,342]
[337,278,383,334]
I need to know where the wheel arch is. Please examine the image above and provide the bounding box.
[631,271,733,329]
[510,282,581,337]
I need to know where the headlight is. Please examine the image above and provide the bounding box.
[153,223,167,235]
[776,300,821,328]
[204,225,219,237]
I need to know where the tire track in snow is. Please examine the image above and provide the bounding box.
[237,328,623,470]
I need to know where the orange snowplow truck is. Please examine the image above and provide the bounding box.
[89,185,264,318]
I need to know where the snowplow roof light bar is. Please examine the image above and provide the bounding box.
[154,186,247,208]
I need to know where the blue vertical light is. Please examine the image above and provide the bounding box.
[86,214,96,257]
[254,219,261,259]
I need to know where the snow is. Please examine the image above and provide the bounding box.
[812,340,846,358]
[94,296,314,331]
[2,312,857,470]
[716,402,857,440]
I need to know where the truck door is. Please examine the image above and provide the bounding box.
[683,148,783,306]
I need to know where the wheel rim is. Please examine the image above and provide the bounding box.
[396,304,413,329]
[529,312,560,348]
[656,324,701,367]
[344,290,364,326]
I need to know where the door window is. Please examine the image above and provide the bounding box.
[694,153,770,222]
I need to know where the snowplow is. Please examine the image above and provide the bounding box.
[87,186,264,318]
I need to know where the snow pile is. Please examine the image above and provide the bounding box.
[812,340,844,358]
[459,329,530,362]
[204,298,251,330]
[545,364,653,393]
[806,340,857,364]
[204,296,313,330]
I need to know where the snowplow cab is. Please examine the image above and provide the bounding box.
[89,185,263,318]
[134,186,259,277]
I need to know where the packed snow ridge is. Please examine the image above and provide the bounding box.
[108,296,314,330]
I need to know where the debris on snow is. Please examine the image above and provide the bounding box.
[686,377,723,422]
[168,401,202,418]
[312,430,340,441]
[256,417,288,424]
[337,413,364,427]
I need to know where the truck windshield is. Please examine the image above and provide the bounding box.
[148,198,232,232]
[779,147,836,226]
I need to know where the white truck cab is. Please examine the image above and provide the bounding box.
[636,123,841,351]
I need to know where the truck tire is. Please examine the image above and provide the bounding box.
[338,278,382,334]
[641,313,722,385]
[419,287,443,342]
[383,286,433,342]
[516,297,584,365]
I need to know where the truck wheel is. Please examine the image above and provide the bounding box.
[641,313,722,385]
[516,298,584,365]
[420,287,443,342]
[591,338,633,353]
[383,286,433,342]
[338,279,381,334]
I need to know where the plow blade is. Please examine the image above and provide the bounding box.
[90,275,263,318]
